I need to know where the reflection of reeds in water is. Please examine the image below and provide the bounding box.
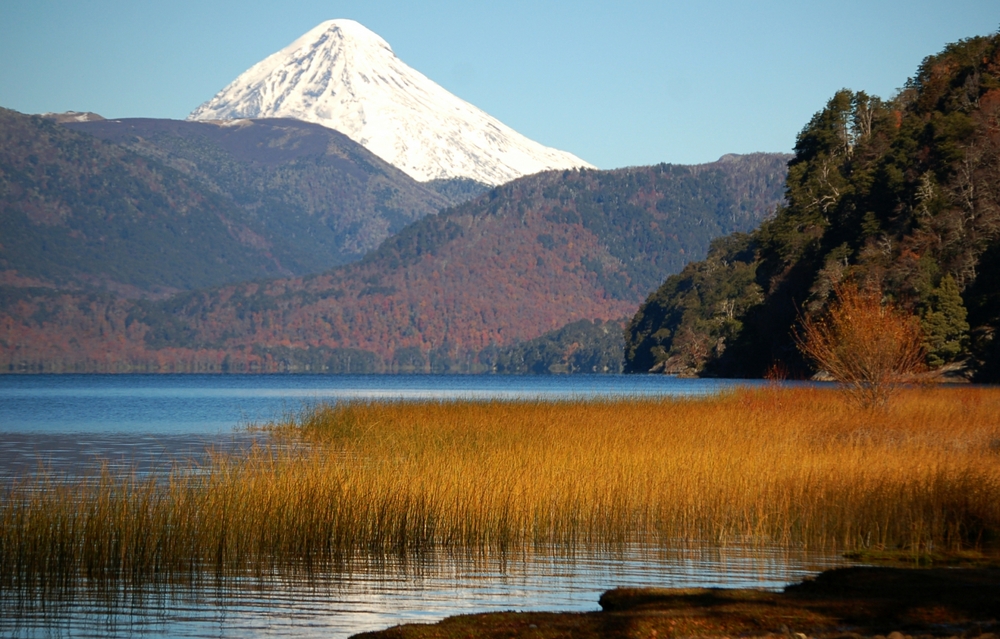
[2,387,1000,600]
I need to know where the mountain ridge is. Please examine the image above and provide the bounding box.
[0,109,457,297]
[1,153,790,373]
[63,116,459,270]
[0,108,289,295]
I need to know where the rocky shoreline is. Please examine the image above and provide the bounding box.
[353,566,1000,639]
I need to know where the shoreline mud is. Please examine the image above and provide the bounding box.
[353,566,1000,639]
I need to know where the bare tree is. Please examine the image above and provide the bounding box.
[796,282,926,409]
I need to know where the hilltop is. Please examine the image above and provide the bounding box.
[1,108,286,295]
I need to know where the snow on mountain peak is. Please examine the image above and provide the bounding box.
[294,19,392,55]
[188,20,594,185]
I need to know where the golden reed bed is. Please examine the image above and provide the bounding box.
[2,386,999,596]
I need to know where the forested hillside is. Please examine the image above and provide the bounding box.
[482,319,627,374]
[2,155,788,372]
[62,117,455,277]
[625,33,1000,380]
[1,109,289,294]
[1,111,454,296]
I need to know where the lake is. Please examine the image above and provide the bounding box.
[0,374,846,639]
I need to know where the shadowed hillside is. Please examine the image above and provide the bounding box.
[2,110,455,297]
[1,109,291,295]
[63,116,458,276]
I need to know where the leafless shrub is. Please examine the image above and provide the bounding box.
[797,282,926,409]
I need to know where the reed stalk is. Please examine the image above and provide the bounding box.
[2,386,999,599]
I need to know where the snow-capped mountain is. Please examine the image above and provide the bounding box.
[188,19,594,185]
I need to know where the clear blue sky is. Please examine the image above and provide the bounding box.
[1,1,996,168]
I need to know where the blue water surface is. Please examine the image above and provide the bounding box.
[0,374,847,639]
[0,373,762,435]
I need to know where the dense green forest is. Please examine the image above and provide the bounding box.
[481,319,626,374]
[625,33,1000,380]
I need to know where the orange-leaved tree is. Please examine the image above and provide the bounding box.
[796,282,926,409]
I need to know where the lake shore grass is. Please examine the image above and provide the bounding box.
[2,386,1000,598]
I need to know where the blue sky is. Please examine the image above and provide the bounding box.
[1,1,997,168]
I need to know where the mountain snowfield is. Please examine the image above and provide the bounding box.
[188,19,594,185]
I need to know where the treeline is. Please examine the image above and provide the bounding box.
[3,316,623,375]
[626,33,1000,380]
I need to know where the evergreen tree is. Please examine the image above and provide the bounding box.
[625,32,1000,379]
[920,274,970,367]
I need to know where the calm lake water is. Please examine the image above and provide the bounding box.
[0,374,845,639]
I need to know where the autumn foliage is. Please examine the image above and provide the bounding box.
[1,156,789,373]
[797,283,926,408]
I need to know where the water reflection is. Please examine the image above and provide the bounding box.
[0,375,838,638]
[2,544,852,639]
[0,432,263,479]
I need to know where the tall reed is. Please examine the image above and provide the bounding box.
[2,386,1000,598]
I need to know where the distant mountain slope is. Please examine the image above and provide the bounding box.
[625,33,1000,380]
[189,19,593,184]
[63,116,453,275]
[2,154,789,372]
[0,108,291,295]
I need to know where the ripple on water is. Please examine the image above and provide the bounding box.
[0,375,838,638]
[0,432,266,479]
[0,544,855,639]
